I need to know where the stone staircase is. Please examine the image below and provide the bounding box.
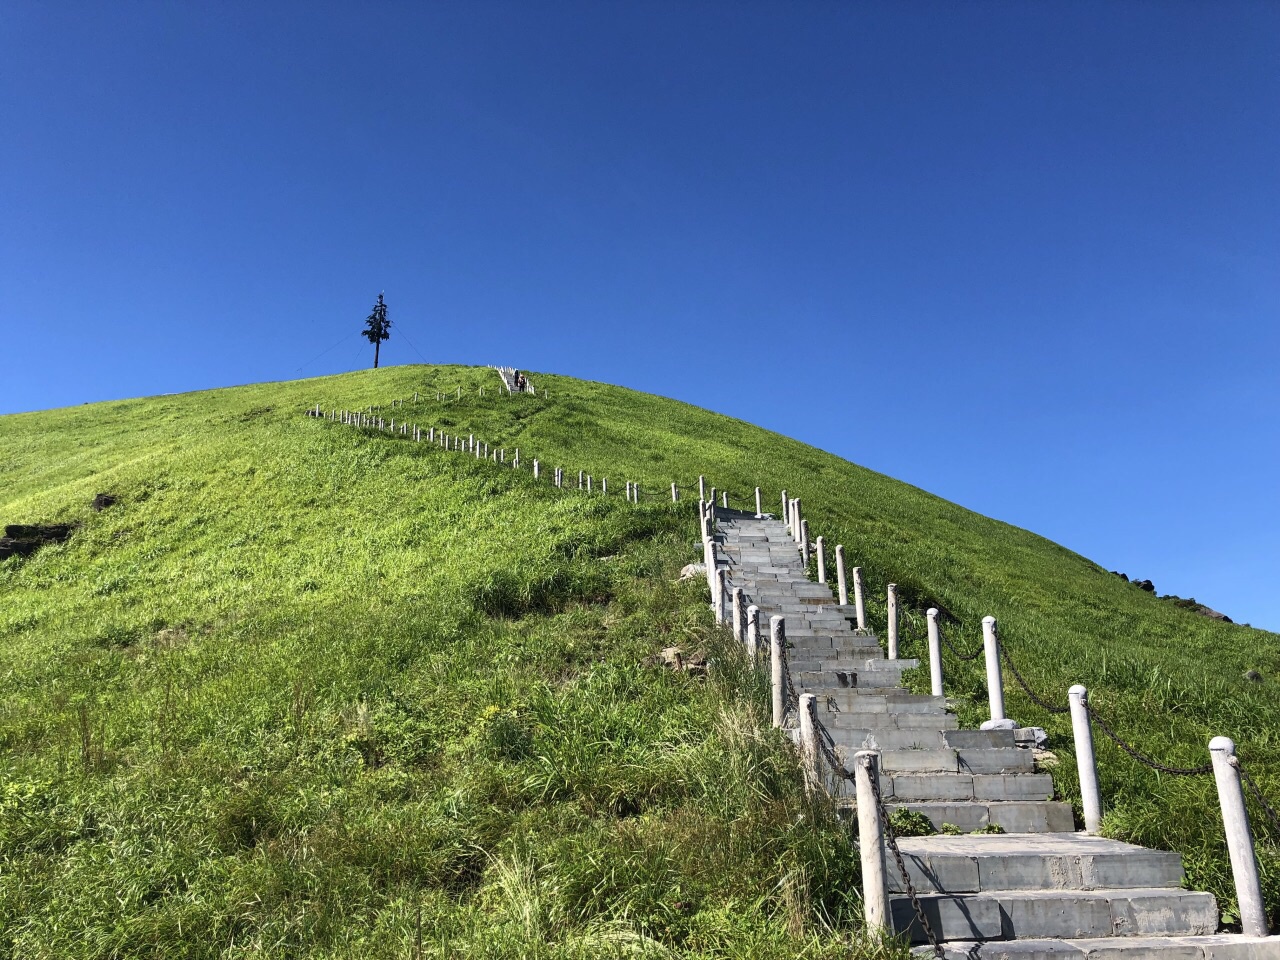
[710,506,1278,958]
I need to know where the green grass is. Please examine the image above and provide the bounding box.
[1,363,1277,955]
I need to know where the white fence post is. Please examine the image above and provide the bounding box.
[792,499,803,543]
[852,567,867,630]
[781,489,789,527]
[720,491,727,509]
[816,536,826,583]
[715,569,728,625]
[836,545,848,606]
[755,487,762,517]
[983,616,1005,722]
[770,616,786,728]
[886,583,899,660]
[671,482,678,503]
[798,694,821,793]
[698,475,706,500]
[800,520,810,566]
[1210,736,1269,938]
[1069,685,1102,835]
[746,604,760,661]
[926,608,944,696]
[533,459,540,479]
[731,587,744,643]
[854,751,890,933]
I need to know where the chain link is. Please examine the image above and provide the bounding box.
[939,626,984,662]
[1238,763,1280,837]
[1087,708,1213,777]
[807,707,943,957]
[999,644,1070,715]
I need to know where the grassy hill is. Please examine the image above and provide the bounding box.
[1,364,1276,957]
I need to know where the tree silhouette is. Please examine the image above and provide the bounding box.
[362,293,390,368]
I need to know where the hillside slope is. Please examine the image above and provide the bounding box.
[1,364,1276,955]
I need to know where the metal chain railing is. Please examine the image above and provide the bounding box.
[999,644,1070,715]
[807,711,943,957]
[939,626,984,662]
[1087,708,1213,777]
[1238,764,1280,836]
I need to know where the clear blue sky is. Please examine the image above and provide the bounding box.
[3,3,1277,629]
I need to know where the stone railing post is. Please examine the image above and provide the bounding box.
[770,616,786,728]
[886,584,899,660]
[746,604,760,661]
[781,489,789,527]
[926,608,944,696]
[800,520,810,566]
[852,567,867,630]
[731,587,744,643]
[715,568,728,625]
[983,616,1005,722]
[798,694,821,793]
[699,475,706,500]
[835,545,848,605]
[720,490,727,509]
[709,487,717,511]
[854,750,890,933]
[792,499,803,544]
[755,486,762,517]
[816,536,826,583]
[671,482,678,503]
[1210,736,1269,938]
[1069,685,1102,835]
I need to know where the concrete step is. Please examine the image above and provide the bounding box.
[821,710,959,731]
[889,887,1217,944]
[915,935,1280,959]
[887,800,1076,834]
[880,772,1055,803]
[890,834,1185,895]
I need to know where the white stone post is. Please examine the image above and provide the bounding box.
[720,491,727,509]
[853,567,866,630]
[703,535,716,597]
[578,470,583,489]
[533,459,540,479]
[513,448,519,467]
[770,616,786,728]
[792,499,803,544]
[836,546,848,605]
[586,475,593,493]
[816,536,826,583]
[709,487,716,511]
[1210,736,1268,938]
[854,750,890,934]
[632,484,640,503]
[755,487,763,517]
[600,477,606,494]
[699,475,706,500]
[715,568,728,625]
[927,608,944,696]
[731,587,744,643]
[983,616,1005,722]
[746,604,760,661]
[798,694,821,793]
[625,481,631,500]
[1069,685,1102,835]
[800,520,810,566]
[886,583,899,660]
[672,482,678,503]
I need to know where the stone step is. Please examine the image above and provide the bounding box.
[889,887,1217,944]
[889,834,1184,895]
[822,710,959,731]
[883,772,1056,803]
[819,691,949,713]
[916,935,1280,960]
[887,800,1076,834]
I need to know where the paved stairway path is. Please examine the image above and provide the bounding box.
[710,506,1278,959]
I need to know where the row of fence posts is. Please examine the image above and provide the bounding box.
[308,404,642,501]
[696,479,1271,941]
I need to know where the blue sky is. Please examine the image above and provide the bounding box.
[3,2,1277,629]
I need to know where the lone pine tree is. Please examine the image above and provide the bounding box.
[362,293,391,368]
